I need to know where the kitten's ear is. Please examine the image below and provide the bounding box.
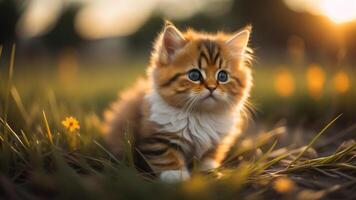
[158,21,186,64]
[226,26,251,57]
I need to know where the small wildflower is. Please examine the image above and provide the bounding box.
[273,177,295,193]
[62,116,80,133]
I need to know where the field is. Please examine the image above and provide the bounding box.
[1,46,355,199]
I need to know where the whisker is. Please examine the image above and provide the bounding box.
[182,94,199,113]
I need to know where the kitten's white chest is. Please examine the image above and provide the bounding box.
[146,92,238,157]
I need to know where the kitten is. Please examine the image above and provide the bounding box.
[103,21,253,182]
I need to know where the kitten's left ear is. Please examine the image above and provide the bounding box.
[226,26,251,57]
[158,21,186,65]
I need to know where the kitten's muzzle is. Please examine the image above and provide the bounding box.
[203,91,217,101]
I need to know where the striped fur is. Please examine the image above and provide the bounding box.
[103,22,253,182]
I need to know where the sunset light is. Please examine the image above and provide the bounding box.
[284,0,356,24]
[306,64,325,100]
[320,0,356,24]
[1,0,356,199]
[274,68,295,97]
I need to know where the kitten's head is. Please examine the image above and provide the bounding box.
[150,21,253,113]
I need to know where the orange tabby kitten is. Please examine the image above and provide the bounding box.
[103,21,253,182]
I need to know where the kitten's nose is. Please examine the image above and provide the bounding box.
[206,85,217,93]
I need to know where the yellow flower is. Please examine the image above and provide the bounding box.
[273,177,295,193]
[62,116,80,133]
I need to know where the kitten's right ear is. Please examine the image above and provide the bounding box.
[226,26,251,58]
[158,21,186,65]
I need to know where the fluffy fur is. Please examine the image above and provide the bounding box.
[103,21,253,182]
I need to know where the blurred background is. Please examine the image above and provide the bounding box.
[0,0,355,134]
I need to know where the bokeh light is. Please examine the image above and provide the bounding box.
[16,0,232,39]
[75,0,156,39]
[273,177,295,193]
[16,0,63,37]
[333,71,350,93]
[306,64,325,100]
[274,68,295,97]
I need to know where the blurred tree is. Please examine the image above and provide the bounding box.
[0,0,355,63]
[42,5,83,52]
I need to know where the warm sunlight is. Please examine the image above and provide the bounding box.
[320,0,356,24]
[2,0,356,199]
[333,71,350,93]
[306,64,325,100]
[284,0,356,24]
[274,68,295,97]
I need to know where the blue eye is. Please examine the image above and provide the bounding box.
[188,69,202,81]
[217,70,228,82]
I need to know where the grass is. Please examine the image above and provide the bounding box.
[0,46,355,199]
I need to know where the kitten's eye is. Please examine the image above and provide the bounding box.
[217,70,228,82]
[188,69,202,81]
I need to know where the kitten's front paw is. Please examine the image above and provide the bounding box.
[160,170,190,183]
[199,159,220,172]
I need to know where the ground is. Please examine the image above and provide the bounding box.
[0,55,355,199]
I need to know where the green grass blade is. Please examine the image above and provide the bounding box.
[0,117,27,150]
[123,130,134,168]
[287,114,342,168]
[42,110,53,144]
[3,44,16,137]
[93,139,120,164]
[20,130,31,148]
[11,86,31,125]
